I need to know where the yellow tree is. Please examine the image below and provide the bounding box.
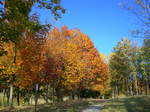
[71,30,109,96]
[61,38,85,98]
[0,42,20,106]
[43,27,84,100]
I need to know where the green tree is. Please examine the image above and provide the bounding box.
[139,39,150,95]
[109,38,133,96]
[130,45,139,95]
[0,0,65,53]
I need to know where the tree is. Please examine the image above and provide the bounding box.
[43,27,68,101]
[110,38,150,97]
[122,0,150,38]
[70,29,109,96]
[130,45,139,95]
[0,0,65,56]
[16,35,45,108]
[0,0,65,107]
[0,0,65,41]
[43,26,109,100]
[109,38,133,96]
[43,27,85,101]
[139,39,150,95]
[0,42,20,106]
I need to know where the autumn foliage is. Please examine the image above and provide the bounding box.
[43,26,109,96]
[0,26,109,106]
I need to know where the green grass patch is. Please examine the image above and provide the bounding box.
[101,96,150,112]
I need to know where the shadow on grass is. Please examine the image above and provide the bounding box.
[123,96,150,112]
[37,101,90,112]
[102,96,150,112]
[0,100,92,112]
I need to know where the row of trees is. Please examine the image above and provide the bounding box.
[109,38,150,97]
[0,0,66,108]
[0,26,109,107]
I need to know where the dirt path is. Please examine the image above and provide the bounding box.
[82,104,104,112]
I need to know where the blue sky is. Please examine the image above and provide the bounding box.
[37,0,142,55]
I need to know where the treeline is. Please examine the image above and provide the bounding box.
[0,26,109,107]
[109,38,150,97]
[0,0,109,108]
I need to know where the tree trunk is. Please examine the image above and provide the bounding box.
[115,85,118,97]
[112,89,115,99]
[141,84,143,95]
[135,80,138,95]
[35,84,39,112]
[102,95,105,99]
[17,90,20,106]
[1,89,5,107]
[55,88,63,102]
[52,86,55,103]
[130,84,133,96]
[9,83,13,107]
[117,86,120,96]
[71,93,75,100]
[145,80,149,95]
[6,89,9,106]
[77,88,81,100]
[29,95,33,105]
[9,41,17,108]
[126,79,129,96]
[45,84,49,103]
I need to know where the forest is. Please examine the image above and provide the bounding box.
[0,0,150,112]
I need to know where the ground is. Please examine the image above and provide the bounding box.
[0,96,150,112]
[101,96,150,112]
[0,99,105,112]
[82,104,104,112]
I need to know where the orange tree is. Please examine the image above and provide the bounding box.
[15,35,45,105]
[43,26,109,99]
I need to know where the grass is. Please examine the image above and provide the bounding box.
[0,99,98,112]
[101,96,150,112]
[1,96,149,112]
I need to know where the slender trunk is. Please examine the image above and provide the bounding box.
[29,95,33,105]
[55,88,63,102]
[35,84,39,112]
[112,89,115,98]
[112,90,114,99]
[114,89,116,98]
[134,81,138,96]
[70,91,75,100]
[9,83,13,107]
[126,79,129,96]
[1,89,5,107]
[145,80,149,95]
[138,84,140,95]
[135,77,138,96]
[6,89,9,106]
[130,84,133,96]
[118,85,120,96]
[115,85,118,97]
[17,90,20,106]
[77,89,81,100]
[45,84,49,103]
[9,42,17,107]
[102,95,105,99]
[141,83,143,95]
[52,86,54,103]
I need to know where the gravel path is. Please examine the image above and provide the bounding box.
[82,104,104,112]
